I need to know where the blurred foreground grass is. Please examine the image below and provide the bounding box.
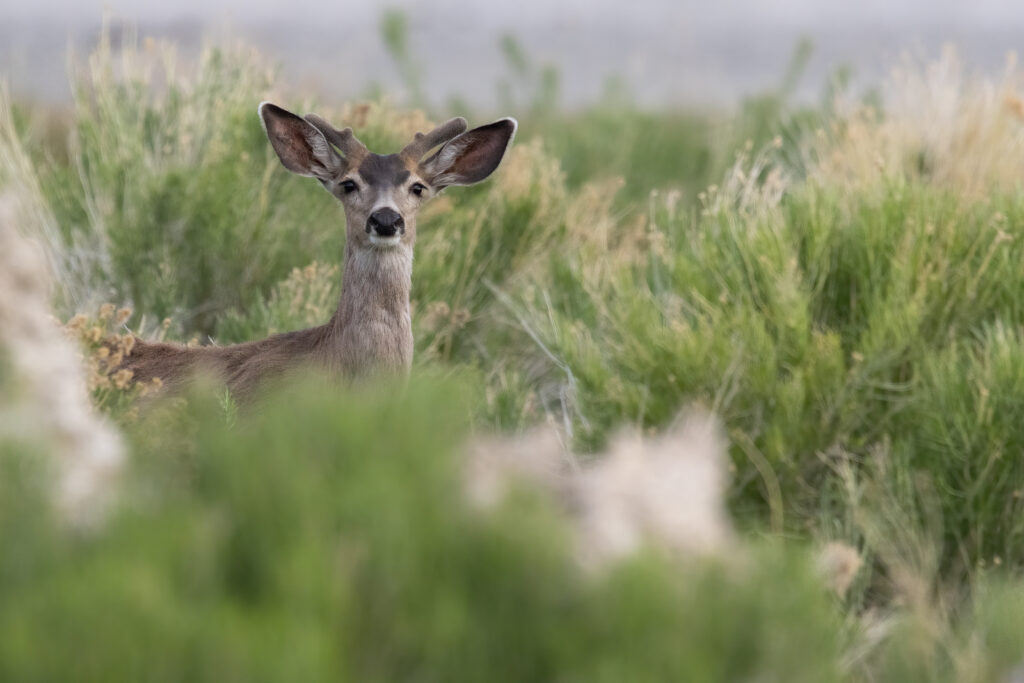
[0,375,851,682]
[5,26,1024,681]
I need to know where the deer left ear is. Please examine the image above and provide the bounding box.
[420,118,517,190]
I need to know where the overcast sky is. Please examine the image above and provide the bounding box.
[3,0,1023,108]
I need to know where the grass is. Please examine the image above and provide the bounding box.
[4,26,1024,681]
[0,376,851,682]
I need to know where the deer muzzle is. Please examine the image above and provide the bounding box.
[366,208,405,239]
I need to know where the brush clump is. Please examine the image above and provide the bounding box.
[812,48,1024,198]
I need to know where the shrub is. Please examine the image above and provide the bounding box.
[0,376,844,682]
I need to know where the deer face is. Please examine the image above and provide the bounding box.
[259,103,516,255]
[326,152,431,251]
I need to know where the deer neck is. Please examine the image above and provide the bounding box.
[326,239,414,376]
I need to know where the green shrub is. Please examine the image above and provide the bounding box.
[0,375,844,682]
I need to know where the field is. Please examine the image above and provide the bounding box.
[4,24,1024,681]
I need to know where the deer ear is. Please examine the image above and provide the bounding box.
[259,102,343,181]
[420,118,517,189]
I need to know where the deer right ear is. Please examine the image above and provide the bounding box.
[259,102,343,181]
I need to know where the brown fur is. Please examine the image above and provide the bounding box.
[111,104,517,400]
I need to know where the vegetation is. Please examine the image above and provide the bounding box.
[4,21,1024,681]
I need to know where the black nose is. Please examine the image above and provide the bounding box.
[366,208,405,237]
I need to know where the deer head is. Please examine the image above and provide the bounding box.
[258,103,517,256]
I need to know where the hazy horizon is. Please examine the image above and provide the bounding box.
[3,1,1023,110]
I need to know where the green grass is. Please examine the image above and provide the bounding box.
[5,26,1024,681]
[0,376,847,682]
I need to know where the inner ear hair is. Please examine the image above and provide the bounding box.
[258,102,342,179]
[423,118,517,188]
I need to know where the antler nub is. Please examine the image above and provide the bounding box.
[304,114,369,161]
[400,117,468,161]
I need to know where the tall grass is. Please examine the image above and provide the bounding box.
[0,375,851,682]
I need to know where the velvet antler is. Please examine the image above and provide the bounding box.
[400,117,468,161]
[304,114,369,162]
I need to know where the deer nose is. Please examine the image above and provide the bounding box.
[366,208,405,237]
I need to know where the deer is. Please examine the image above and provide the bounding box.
[112,103,517,399]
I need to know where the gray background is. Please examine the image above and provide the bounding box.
[3,0,1023,108]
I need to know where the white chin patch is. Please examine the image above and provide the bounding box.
[369,234,403,248]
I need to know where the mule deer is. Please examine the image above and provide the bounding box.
[114,103,517,398]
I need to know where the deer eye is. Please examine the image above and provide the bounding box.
[410,182,428,197]
[340,179,359,194]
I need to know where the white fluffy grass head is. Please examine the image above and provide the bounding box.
[570,412,734,569]
[0,193,124,527]
[465,410,734,571]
